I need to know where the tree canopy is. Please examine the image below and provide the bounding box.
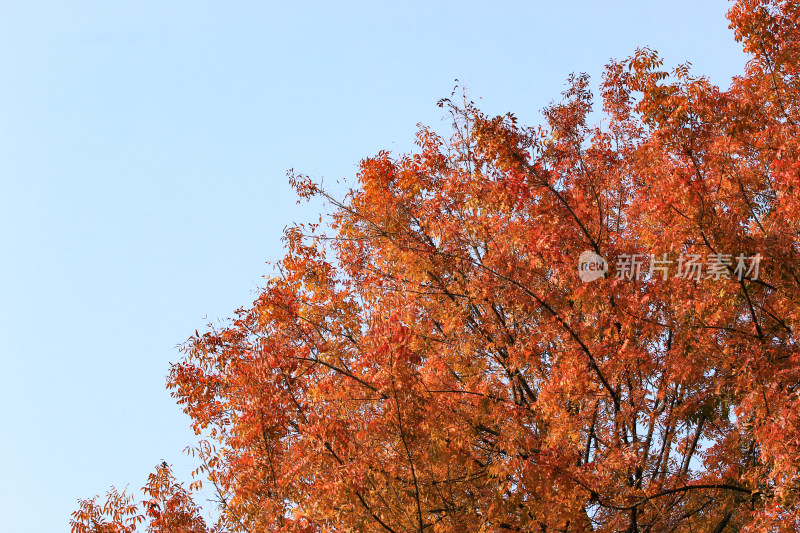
[73,1,800,531]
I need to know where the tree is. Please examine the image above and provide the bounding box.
[74,1,800,530]
[70,463,207,533]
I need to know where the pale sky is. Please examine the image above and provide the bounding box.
[0,1,746,531]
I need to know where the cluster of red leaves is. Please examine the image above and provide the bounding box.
[70,463,208,533]
[75,1,800,531]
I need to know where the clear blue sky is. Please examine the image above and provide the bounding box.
[0,1,746,530]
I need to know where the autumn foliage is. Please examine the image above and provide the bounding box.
[74,1,800,531]
[71,463,207,533]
